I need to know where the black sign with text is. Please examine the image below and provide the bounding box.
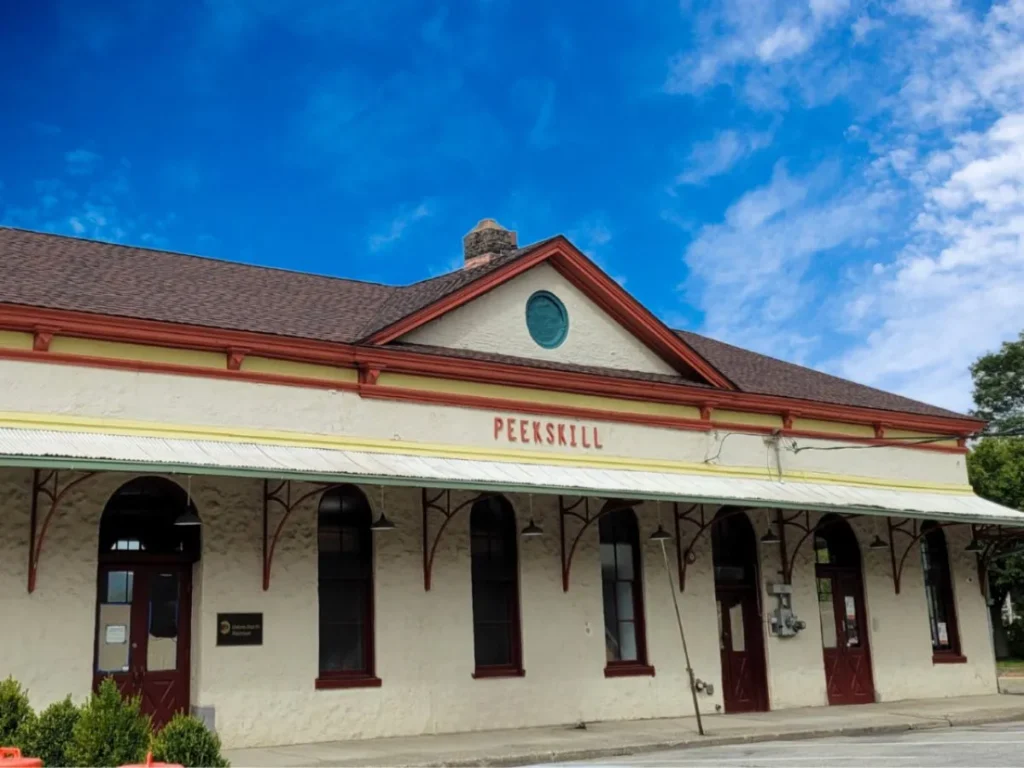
[216,613,263,646]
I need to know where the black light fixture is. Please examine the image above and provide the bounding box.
[521,519,544,537]
[869,534,888,550]
[649,524,672,542]
[173,509,201,527]
[371,486,396,532]
[965,538,985,553]
[372,514,395,532]
[174,475,200,526]
[760,525,780,545]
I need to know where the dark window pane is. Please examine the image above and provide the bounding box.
[320,623,364,672]
[599,507,645,665]
[474,622,512,667]
[470,496,520,669]
[149,572,179,639]
[105,570,134,604]
[319,581,364,623]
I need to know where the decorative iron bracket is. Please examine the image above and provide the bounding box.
[971,524,1024,597]
[674,504,768,591]
[560,496,630,591]
[422,488,487,591]
[263,479,333,590]
[776,510,861,584]
[886,518,958,594]
[28,468,98,592]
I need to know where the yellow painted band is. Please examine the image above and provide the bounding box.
[0,411,974,495]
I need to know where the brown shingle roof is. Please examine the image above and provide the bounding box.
[676,330,966,419]
[0,226,970,421]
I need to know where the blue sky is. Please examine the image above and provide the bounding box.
[2,0,1023,412]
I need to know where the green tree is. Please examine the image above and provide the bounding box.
[969,332,1024,648]
[971,331,1024,434]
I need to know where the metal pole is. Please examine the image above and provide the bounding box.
[658,538,705,736]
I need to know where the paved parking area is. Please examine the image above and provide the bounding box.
[558,722,1024,767]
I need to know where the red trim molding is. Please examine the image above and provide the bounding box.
[931,653,967,664]
[0,302,983,441]
[604,664,656,678]
[32,327,56,352]
[363,238,736,390]
[472,667,525,679]
[314,675,382,690]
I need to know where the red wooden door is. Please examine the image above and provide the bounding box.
[718,588,769,713]
[94,564,192,727]
[818,569,874,705]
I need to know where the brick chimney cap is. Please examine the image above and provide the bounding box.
[470,218,507,233]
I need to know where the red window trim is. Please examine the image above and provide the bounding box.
[472,666,526,679]
[599,507,651,669]
[921,523,962,658]
[604,663,656,678]
[314,674,383,690]
[932,653,967,664]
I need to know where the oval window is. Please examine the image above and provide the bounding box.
[525,291,569,349]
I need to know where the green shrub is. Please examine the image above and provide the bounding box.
[68,678,150,767]
[0,677,34,748]
[152,714,229,768]
[20,696,80,767]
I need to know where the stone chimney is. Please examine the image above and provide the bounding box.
[463,219,517,269]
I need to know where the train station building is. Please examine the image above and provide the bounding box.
[0,221,1020,748]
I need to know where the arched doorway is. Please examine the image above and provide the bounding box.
[93,477,200,727]
[712,508,768,712]
[815,515,874,705]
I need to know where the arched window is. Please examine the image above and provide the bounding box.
[99,476,200,559]
[317,485,376,685]
[920,523,961,658]
[599,505,649,673]
[470,495,522,676]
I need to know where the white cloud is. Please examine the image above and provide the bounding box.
[65,149,100,176]
[680,162,895,360]
[669,0,1024,412]
[664,0,858,97]
[368,201,433,252]
[675,129,774,186]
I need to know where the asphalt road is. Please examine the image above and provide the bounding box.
[548,721,1024,767]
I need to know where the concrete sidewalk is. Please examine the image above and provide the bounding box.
[224,694,1024,767]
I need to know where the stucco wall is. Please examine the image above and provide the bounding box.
[402,263,680,376]
[0,469,997,748]
[0,359,970,488]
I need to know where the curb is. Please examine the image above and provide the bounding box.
[422,711,1024,768]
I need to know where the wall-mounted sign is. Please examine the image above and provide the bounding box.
[217,613,263,646]
[493,416,604,450]
[104,624,127,644]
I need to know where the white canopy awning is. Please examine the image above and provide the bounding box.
[0,426,1019,526]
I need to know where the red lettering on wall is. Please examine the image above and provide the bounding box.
[491,415,606,451]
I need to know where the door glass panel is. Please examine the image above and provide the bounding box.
[817,577,837,649]
[729,602,746,652]
[617,621,638,661]
[97,569,134,673]
[717,600,725,650]
[147,572,179,672]
[843,593,861,648]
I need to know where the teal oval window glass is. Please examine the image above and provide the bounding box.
[525,291,569,349]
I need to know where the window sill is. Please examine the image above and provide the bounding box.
[314,675,382,690]
[932,653,967,664]
[604,663,656,678]
[472,667,525,679]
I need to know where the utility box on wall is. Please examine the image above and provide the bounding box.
[768,582,806,637]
